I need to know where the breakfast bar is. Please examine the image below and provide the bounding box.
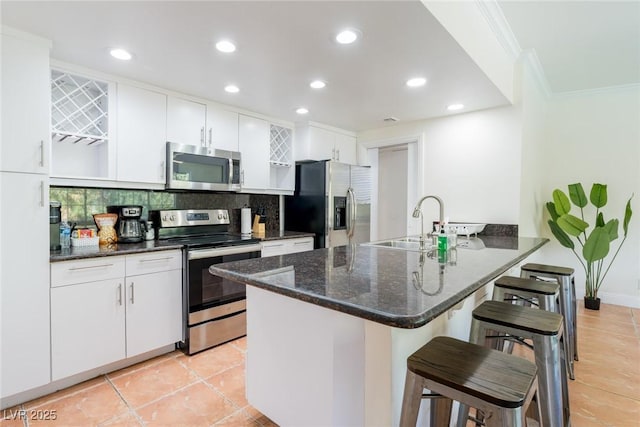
[210,236,548,427]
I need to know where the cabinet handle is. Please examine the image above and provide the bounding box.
[139,256,173,263]
[332,148,336,160]
[118,283,123,306]
[294,241,309,245]
[39,140,45,167]
[208,127,213,148]
[161,161,165,179]
[336,148,340,161]
[266,243,285,248]
[39,181,45,207]
[130,282,135,304]
[200,127,205,146]
[68,263,114,271]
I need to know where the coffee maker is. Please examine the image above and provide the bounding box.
[106,205,144,243]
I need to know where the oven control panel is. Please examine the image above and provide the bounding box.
[154,209,230,228]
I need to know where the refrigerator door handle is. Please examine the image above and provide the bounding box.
[347,187,357,238]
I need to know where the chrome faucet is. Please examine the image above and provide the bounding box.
[412,195,444,251]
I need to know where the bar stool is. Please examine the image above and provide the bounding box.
[458,300,570,427]
[400,336,541,427]
[493,276,566,358]
[521,263,578,378]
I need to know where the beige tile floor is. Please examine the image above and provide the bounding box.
[1,302,639,426]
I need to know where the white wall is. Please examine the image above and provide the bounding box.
[517,55,550,237]
[359,106,522,227]
[532,85,640,305]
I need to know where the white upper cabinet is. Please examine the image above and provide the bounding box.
[206,104,239,152]
[1,29,51,174]
[238,114,270,191]
[166,96,207,147]
[333,132,357,165]
[294,123,357,165]
[116,84,168,184]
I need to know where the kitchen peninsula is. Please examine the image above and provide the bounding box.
[210,236,548,426]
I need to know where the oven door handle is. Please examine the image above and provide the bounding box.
[188,243,263,260]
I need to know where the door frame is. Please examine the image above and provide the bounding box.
[359,134,424,241]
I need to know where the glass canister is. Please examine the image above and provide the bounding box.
[93,213,118,245]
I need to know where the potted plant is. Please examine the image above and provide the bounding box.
[546,183,633,310]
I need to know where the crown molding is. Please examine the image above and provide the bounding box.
[476,1,554,99]
[474,0,521,61]
[521,49,553,99]
[553,82,640,99]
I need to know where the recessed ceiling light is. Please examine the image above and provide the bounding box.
[406,77,426,88]
[310,80,326,89]
[447,104,465,111]
[296,107,309,115]
[216,40,236,53]
[110,48,132,61]
[336,29,359,44]
[224,85,239,93]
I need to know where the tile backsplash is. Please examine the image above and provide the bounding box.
[50,187,280,232]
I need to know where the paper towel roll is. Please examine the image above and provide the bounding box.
[241,207,252,234]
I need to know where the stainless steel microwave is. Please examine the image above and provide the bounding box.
[166,142,241,191]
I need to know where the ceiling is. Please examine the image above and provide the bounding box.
[499,0,640,93]
[2,1,638,132]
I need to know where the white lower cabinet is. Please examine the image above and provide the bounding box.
[51,278,126,380]
[125,269,182,358]
[261,237,314,258]
[50,250,182,380]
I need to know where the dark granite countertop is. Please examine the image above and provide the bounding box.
[50,240,184,262]
[258,230,315,241]
[50,230,312,262]
[210,236,548,329]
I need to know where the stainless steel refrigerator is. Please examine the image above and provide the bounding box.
[285,160,371,249]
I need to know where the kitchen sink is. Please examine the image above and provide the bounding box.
[361,236,431,252]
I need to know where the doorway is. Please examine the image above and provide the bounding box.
[377,145,408,240]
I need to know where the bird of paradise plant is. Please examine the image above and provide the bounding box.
[546,183,633,304]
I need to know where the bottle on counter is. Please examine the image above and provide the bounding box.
[60,222,71,249]
[145,221,155,241]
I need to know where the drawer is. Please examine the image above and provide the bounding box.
[261,241,288,257]
[261,237,314,258]
[287,237,314,254]
[51,256,126,287]
[125,250,182,276]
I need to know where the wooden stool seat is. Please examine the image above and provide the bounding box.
[521,263,574,276]
[407,336,537,409]
[400,336,541,427]
[473,300,564,336]
[495,276,559,296]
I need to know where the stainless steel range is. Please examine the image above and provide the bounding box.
[150,209,262,355]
